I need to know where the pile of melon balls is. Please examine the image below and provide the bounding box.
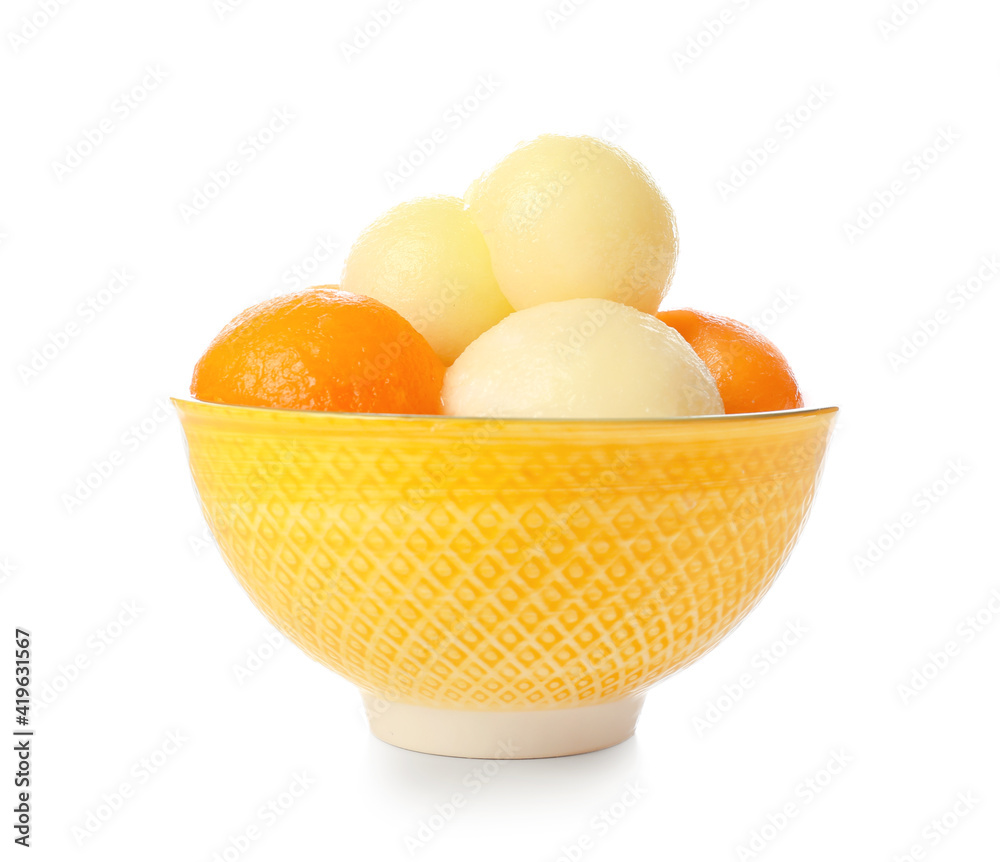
[193,135,804,419]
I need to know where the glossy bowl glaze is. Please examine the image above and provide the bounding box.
[175,398,837,757]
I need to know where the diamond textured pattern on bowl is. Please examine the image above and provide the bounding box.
[176,401,836,710]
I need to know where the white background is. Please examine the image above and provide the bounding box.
[3,0,999,859]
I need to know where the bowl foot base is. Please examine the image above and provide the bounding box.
[362,693,645,759]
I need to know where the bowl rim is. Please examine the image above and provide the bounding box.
[172,396,838,425]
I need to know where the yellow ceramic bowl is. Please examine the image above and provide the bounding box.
[175,399,836,758]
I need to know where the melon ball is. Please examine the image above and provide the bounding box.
[341,196,513,364]
[465,135,677,313]
[443,299,722,419]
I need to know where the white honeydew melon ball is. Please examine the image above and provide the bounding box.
[341,196,514,364]
[465,135,678,313]
[443,298,723,419]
